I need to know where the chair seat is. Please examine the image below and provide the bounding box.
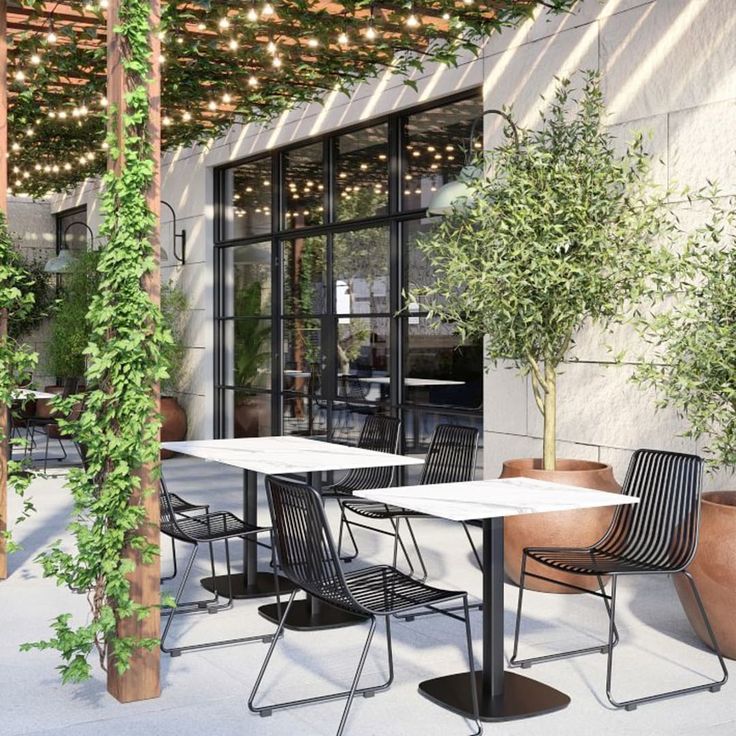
[169,492,208,514]
[341,499,426,519]
[527,545,686,576]
[162,511,263,542]
[343,565,459,615]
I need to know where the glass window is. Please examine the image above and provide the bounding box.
[222,157,272,240]
[283,235,327,315]
[232,318,272,389]
[283,142,325,229]
[334,123,389,221]
[283,318,322,393]
[401,96,483,211]
[230,389,272,438]
[57,208,88,254]
[336,316,390,385]
[223,242,272,317]
[333,226,390,314]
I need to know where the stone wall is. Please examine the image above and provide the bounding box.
[51,0,736,489]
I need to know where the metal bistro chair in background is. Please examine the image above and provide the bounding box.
[510,448,729,710]
[249,476,480,736]
[339,423,482,583]
[159,479,279,657]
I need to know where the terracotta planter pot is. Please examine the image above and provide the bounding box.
[234,396,269,438]
[35,385,64,419]
[502,458,620,594]
[674,491,736,659]
[160,397,187,459]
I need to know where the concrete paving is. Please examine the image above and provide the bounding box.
[2,454,734,736]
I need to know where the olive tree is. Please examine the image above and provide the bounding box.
[414,73,674,470]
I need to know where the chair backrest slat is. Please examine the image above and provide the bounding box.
[601,449,703,570]
[337,415,401,492]
[267,476,363,614]
[420,424,479,486]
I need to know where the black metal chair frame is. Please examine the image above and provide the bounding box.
[510,448,729,710]
[249,476,481,736]
[339,424,482,588]
[159,479,280,657]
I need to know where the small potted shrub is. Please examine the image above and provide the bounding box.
[636,195,736,657]
[414,73,674,592]
[160,281,189,456]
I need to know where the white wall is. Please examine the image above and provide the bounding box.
[51,0,736,489]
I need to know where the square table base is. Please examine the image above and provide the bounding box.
[201,572,297,600]
[419,670,570,722]
[258,598,368,631]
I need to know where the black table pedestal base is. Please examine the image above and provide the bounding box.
[419,670,570,722]
[200,572,297,600]
[258,598,368,631]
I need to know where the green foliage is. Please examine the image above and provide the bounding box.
[160,281,188,395]
[414,73,675,469]
[0,212,39,553]
[234,282,270,389]
[635,193,736,472]
[26,0,171,682]
[47,250,100,380]
[8,253,56,342]
[9,1,580,199]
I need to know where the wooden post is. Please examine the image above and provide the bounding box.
[105,0,161,702]
[0,0,9,581]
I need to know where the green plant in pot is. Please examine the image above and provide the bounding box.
[233,282,271,437]
[160,282,189,457]
[414,72,674,592]
[636,195,736,657]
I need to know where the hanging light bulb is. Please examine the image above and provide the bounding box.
[163,115,172,126]
[218,17,230,30]
[222,92,232,103]
[248,76,259,87]
[99,0,108,8]
[208,100,217,110]
[228,38,239,50]
[197,22,206,31]
[47,30,57,44]
[272,55,282,68]
[30,54,41,65]
[247,5,258,22]
[365,23,377,41]
[14,70,25,82]
[182,111,192,121]
[100,96,108,107]
[406,13,419,28]
[337,31,348,45]
[266,40,277,54]
[442,12,450,20]
[307,38,318,48]
[262,3,275,17]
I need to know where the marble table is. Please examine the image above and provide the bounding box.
[355,477,638,722]
[161,436,423,630]
[13,388,57,400]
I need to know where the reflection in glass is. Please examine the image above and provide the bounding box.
[336,317,390,401]
[283,236,326,315]
[222,157,272,240]
[402,218,439,305]
[283,319,321,394]
[232,389,271,438]
[333,227,390,314]
[402,95,483,211]
[405,315,483,409]
[58,209,90,253]
[283,142,324,229]
[335,123,389,221]
[225,242,271,317]
[233,318,271,389]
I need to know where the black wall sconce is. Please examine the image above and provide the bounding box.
[161,200,187,265]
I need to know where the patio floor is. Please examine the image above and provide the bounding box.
[2,451,734,736]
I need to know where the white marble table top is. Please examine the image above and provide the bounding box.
[161,436,424,475]
[13,388,57,400]
[354,376,463,387]
[355,477,638,522]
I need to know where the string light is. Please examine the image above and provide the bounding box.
[14,71,25,82]
[248,76,259,87]
[272,55,282,68]
[208,100,217,110]
[182,111,192,121]
[247,5,258,22]
[218,17,230,30]
[307,38,318,48]
[197,23,206,31]
[337,32,349,45]
[266,40,277,54]
[229,38,239,50]
[163,115,172,126]
[365,23,377,41]
[262,3,275,17]
[46,30,57,44]
[30,54,41,65]
[222,93,232,103]
[406,13,419,28]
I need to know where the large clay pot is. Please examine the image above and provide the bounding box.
[160,396,187,459]
[234,396,269,438]
[502,458,620,594]
[35,385,64,419]
[674,491,736,659]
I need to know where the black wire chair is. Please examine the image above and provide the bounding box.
[159,478,278,657]
[340,424,481,583]
[249,476,480,736]
[159,477,210,582]
[26,378,79,472]
[510,448,729,710]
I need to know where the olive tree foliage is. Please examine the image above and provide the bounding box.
[635,194,736,473]
[414,73,675,469]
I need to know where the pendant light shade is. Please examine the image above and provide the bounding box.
[426,164,480,216]
[44,247,75,274]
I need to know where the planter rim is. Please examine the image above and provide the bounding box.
[503,457,612,473]
[702,490,736,509]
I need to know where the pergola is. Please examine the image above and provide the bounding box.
[0,0,575,704]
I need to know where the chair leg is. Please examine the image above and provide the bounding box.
[160,536,179,582]
[57,438,67,461]
[510,553,619,669]
[249,598,391,720]
[606,574,729,711]
[338,502,361,562]
[391,517,417,578]
[161,540,221,611]
[461,595,482,736]
[462,522,483,572]
[161,543,199,655]
[403,519,427,581]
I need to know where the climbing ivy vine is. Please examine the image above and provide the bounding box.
[0,213,38,553]
[22,0,171,683]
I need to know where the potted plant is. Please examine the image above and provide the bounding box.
[233,282,271,437]
[414,73,674,592]
[160,281,189,457]
[636,195,736,657]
